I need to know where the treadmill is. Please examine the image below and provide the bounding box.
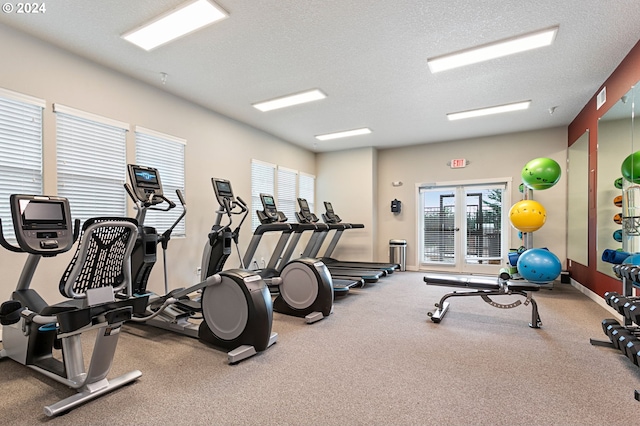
[317,201,400,273]
[295,198,384,283]
[245,194,360,296]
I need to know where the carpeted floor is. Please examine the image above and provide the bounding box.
[1,271,639,425]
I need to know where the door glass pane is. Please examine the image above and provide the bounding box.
[422,188,456,264]
[465,187,503,264]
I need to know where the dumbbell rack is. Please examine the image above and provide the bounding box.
[590,264,640,401]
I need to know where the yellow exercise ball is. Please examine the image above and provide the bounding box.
[509,200,547,232]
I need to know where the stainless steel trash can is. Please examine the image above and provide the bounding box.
[389,239,407,271]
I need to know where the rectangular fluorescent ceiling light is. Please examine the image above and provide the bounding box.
[315,128,372,141]
[252,89,327,112]
[447,101,531,121]
[427,26,558,73]
[122,0,228,51]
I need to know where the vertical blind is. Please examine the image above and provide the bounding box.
[299,172,315,217]
[135,128,186,236]
[55,106,127,224]
[0,90,44,241]
[277,166,298,222]
[251,160,275,230]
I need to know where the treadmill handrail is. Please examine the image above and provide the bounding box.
[290,223,318,232]
[253,223,292,235]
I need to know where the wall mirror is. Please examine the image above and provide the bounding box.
[596,85,636,278]
[567,130,589,266]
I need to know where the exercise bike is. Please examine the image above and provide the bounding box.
[0,194,148,416]
[123,164,277,364]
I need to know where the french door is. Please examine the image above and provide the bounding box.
[419,180,510,274]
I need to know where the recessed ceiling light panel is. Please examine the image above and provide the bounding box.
[315,128,372,141]
[122,0,228,51]
[428,26,558,73]
[447,101,531,121]
[252,89,327,112]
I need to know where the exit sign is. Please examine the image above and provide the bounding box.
[450,158,467,168]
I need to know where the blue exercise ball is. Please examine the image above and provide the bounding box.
[517,248,562,284]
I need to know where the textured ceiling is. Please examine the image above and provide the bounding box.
[1,1,639,152]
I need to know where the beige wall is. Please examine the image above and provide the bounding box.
[376,127,568,270]
[0,25,315,303]
[315,147,378,262]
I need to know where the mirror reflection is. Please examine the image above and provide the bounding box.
[567,130,589,266]
[597,85,635,278]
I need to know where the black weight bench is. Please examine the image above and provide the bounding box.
[424,272,544,328]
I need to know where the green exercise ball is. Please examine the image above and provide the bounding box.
[621,151,640,184]
[521,157,561,190]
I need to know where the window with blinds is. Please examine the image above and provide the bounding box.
[251,160,275,230]
[277,167,298,222]
[0,89,44,242]
[135,128,186,236]
[299,172,315,217]
[55,105,127,224]
[250,160,315,230]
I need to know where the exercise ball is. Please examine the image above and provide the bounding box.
[517,248,561,284]
[521,158,561,190]
[615,177,624,189]
[613,229,623,242]
[509,199,547,232]
[621,151,640,184]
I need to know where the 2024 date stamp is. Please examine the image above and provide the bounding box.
[2,3,46,14]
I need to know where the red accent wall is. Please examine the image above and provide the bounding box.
[567,40,640,297]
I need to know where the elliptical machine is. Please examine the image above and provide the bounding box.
[0,194,148,416]
[203,179,333,324]
[123,164,277,363]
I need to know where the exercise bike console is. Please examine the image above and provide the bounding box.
[8,195,75,255]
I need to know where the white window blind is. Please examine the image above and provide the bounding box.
[299,172,315,217]
[135,127,186,237]
[55,105,127,224]
[0,89,44,241]
[277,166,298,223]
[251,160,275,230]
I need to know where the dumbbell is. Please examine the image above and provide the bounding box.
[611,295,632,315]
[616,330,635,354]
[623,300,640,323]
[604,292,620,308]
[623,337,640,365]
[629,266,640,283]
[622,265,635,280]
[613,264,623,278]
[602,318,621,336]
[628,303,640,326]
[611,295,638,315]
[609,327,632,349]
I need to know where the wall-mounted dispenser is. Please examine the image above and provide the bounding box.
[391,199,402,214]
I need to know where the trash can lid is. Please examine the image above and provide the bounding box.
[389,239,407,245]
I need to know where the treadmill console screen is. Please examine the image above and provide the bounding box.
[260,194,278,220]
[298,198,310,213]
[263,195,275,208]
